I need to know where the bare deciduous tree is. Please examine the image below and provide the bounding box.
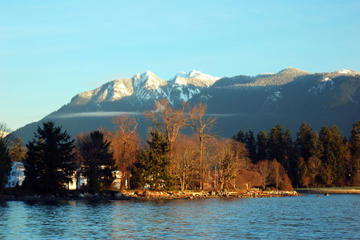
[109,115,140,190]
[188,102,216,190]
[145,99,188,157]
[172,134,199,191]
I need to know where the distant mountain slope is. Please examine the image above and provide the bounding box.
[11,68,360,143]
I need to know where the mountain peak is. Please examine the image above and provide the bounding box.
[172,70,220,87]
[278,67,308,75]
[334,69,359,76]
[133,71,167,90]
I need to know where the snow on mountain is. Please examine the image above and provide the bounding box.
[132,71,168,101]
[0,130,8,138]
[70,78,134,105]
[171,70,221,87]
[69,70,220,105]
[133,71,167,90]
[68,68,359,107]
[335,69,359,75]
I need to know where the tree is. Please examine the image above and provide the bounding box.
[267,124,285,164]
[256,130,267,161]
[109,115,139,189]
[350,121,360,185]
[295,123,313,161]
[234,129,245,143]
[211,138,247,191]
[189,102,216,190]
[268,159,294,190]
[131,129,173,190]
[319,126,351,186]
[145,99,188,157]
[8,137,27,162]
[296,157,309,187]
[77,130,115,193]
[256,160,271,189]
[23,121,76,193]
[172,134,199,191]
[244,130,257,163]
[0,139,11,192]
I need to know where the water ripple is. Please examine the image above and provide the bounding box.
[0,195,360,239]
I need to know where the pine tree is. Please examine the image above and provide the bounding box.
[23,121,76,194]
[0,140,11,192]
[244,130,257,163]
[267,124,291,169]
[350,121,360,185]
[256,130,267,161]
[131,129,173,190]
[77,130,115,193]
[282,128,293,171]
[234,129,245,143]
[319,126,350,186]
[296,157,309,187]
[295,123,313,161]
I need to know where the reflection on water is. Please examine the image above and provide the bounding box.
[1,195,360,239]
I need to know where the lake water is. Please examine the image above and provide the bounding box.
[0,194,359,239]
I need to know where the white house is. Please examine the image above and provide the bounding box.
[6,161,25,188]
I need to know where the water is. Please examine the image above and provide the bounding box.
[0,194,359,239]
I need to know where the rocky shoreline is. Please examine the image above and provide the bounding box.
[0,190,300,202]
[296,188,360,195]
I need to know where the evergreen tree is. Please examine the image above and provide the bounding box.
[23,121,76,193]
[0,140,11,192]
[256,130,267,161]
[77,130,115,193]
[296,157,309,187]
[319,126,350,186]
[267,124,291,169]
[295,123,313,161]
[131,129,173,190]
[282,128,293,171]
[234,129,245,143]
[244,130,257,163]
[350,121,360,185]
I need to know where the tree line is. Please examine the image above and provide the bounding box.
[1,101,359,195]
[234,121,360,187]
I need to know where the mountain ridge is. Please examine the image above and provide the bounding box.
[11,68,360,143]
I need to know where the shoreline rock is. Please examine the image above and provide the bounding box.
[0,190,301,202]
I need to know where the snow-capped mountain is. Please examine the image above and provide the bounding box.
[11,68,360,144]
[171,69,221,87]
[70,70,220,106]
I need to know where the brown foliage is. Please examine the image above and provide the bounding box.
[172,134,199,191]
[108,115,140,189]
[208,138,248,191]
[188,102,216,190]
[144,99,188,157]
[236,169,262,190]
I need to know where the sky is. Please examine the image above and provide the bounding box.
[1,0,360,131]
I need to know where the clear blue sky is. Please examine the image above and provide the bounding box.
[1,0,359,131]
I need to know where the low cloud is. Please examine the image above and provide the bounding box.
[49,111,237,119]
[50,111,141,119]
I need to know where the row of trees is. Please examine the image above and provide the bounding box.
[23,122,115,194]
[234,121,360,187]
[112,99,293,191]
[2,99,359,194]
